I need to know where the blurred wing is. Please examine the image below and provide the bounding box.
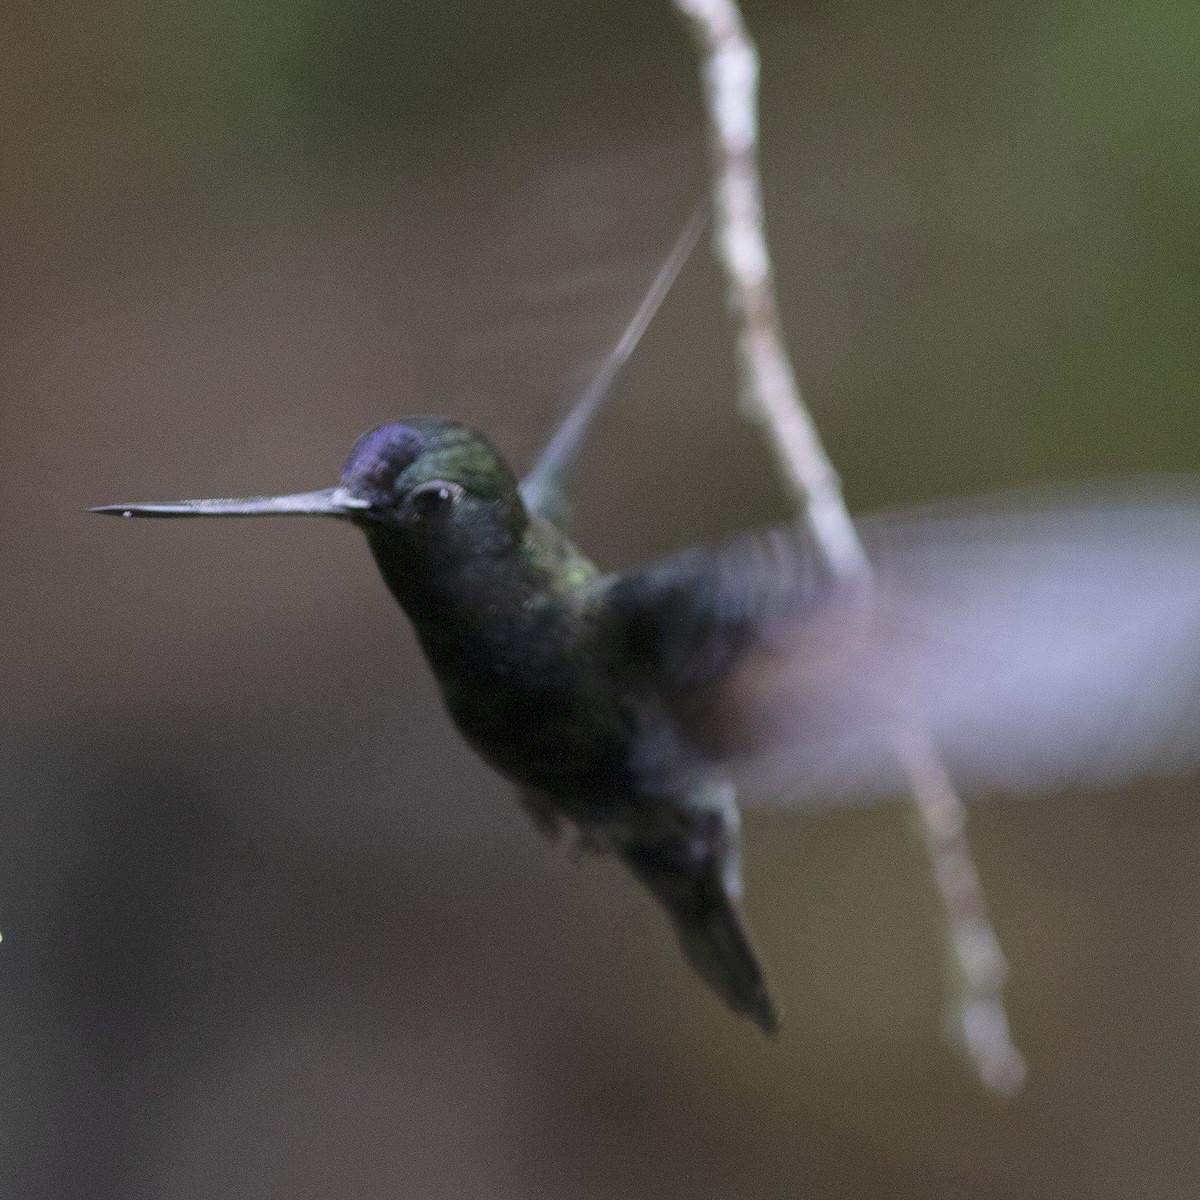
[610,481,1200,806]
[519,208,707,528]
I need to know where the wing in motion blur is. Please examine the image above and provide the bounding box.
[606,480,1200,805]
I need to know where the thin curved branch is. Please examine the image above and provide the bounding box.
[671,0,1025,1095]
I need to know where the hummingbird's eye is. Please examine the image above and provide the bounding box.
[408,481,460,519]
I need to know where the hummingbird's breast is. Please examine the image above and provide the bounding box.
[419,589,646,801]
[368,517,687,813]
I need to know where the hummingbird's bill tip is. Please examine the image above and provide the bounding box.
[90,505,144,517]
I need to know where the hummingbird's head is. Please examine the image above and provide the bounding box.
[339,418,527,557]
[92,417,528,561]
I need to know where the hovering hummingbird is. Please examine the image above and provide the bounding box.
[94,216,1200,1036]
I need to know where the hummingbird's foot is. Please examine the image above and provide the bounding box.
[520,790,612,859]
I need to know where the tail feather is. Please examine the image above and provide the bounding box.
[623,844,781,1035]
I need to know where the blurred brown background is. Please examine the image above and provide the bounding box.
[4,2,1200,1197]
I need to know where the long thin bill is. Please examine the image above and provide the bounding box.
[90,486,370,519]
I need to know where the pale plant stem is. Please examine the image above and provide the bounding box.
[671,0,1025,1094]
[891,724,1026,1095]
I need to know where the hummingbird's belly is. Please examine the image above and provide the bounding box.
[451,684,638,797]
[436,658,642,800]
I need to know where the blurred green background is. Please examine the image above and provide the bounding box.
[4,2,1200,1196]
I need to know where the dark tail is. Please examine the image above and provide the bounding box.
[623,839,781,1036]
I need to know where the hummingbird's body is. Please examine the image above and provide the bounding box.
[351,420,779,1030]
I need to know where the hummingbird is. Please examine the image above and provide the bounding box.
[94,217,1200,1036]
